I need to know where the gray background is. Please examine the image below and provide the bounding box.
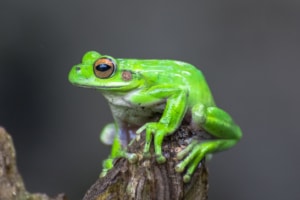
[1,0,299,199]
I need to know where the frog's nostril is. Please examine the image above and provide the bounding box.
[75,66,81,72]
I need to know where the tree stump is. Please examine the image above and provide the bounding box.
[0,124,210,200]
[83,125,210,200]
[0,127,67,200]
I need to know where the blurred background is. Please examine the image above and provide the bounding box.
[0,0,299,199]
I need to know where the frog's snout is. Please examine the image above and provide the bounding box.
[69,64,93,85]
[68,64,82,84]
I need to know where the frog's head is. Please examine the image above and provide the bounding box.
[69,51,143,91]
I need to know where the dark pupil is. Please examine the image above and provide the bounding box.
[96,64,111,72]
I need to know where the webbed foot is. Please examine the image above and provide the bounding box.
[136,122,170,164]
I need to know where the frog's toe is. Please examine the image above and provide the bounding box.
[177,155,204,182]
[175,143,200,172]
[156,154,166,164]
[175,141,207,182]
[100,158,114,178]
[183,174,191,183]
[127,153,138,163]
[175,162,186,173]
[99,170,108,178]
[183,152,205,182]
[102,158,114,171]
[143,152,151,159]
[176,140,198,160]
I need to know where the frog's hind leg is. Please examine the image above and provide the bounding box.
[175,104,242,182]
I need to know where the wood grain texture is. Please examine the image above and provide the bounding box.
[84,125,209,200]
[0,127,66,200]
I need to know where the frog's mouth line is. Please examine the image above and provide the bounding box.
[71,82,122,89]
[70,82,139,91]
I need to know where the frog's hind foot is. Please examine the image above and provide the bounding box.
[175,140,205,183]
[175,139,238,183]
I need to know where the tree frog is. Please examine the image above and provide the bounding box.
[69,51,242,182]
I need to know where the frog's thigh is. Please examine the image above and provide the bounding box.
[100,123,117,145]
[192,105,242,140]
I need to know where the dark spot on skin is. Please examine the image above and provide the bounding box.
[76,66,81,71]
[122,70,132,81]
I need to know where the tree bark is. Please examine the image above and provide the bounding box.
[0,124,210,200]
[0,127,67,200]
[83,125,210,200]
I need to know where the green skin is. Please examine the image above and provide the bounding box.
[69,51,242,182]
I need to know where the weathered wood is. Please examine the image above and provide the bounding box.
[83,125,209,200]
[0,127,67,200]
[0,124,209,200]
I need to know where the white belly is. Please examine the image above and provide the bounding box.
[103,92,165,126]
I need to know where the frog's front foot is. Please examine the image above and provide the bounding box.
[100,152,138,178]
[100,157,113,177]
[126,152,139,163]
[136,122,170,164]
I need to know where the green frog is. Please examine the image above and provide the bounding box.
[69,51,242,182]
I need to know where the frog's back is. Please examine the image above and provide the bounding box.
[118,58,215,108]
[166,60,215,107]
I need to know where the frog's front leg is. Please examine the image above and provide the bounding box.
[135,85,188,163]
[100,123,137,177]
[175,104,242,182]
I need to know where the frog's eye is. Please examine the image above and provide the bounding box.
[93,58,116,78]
